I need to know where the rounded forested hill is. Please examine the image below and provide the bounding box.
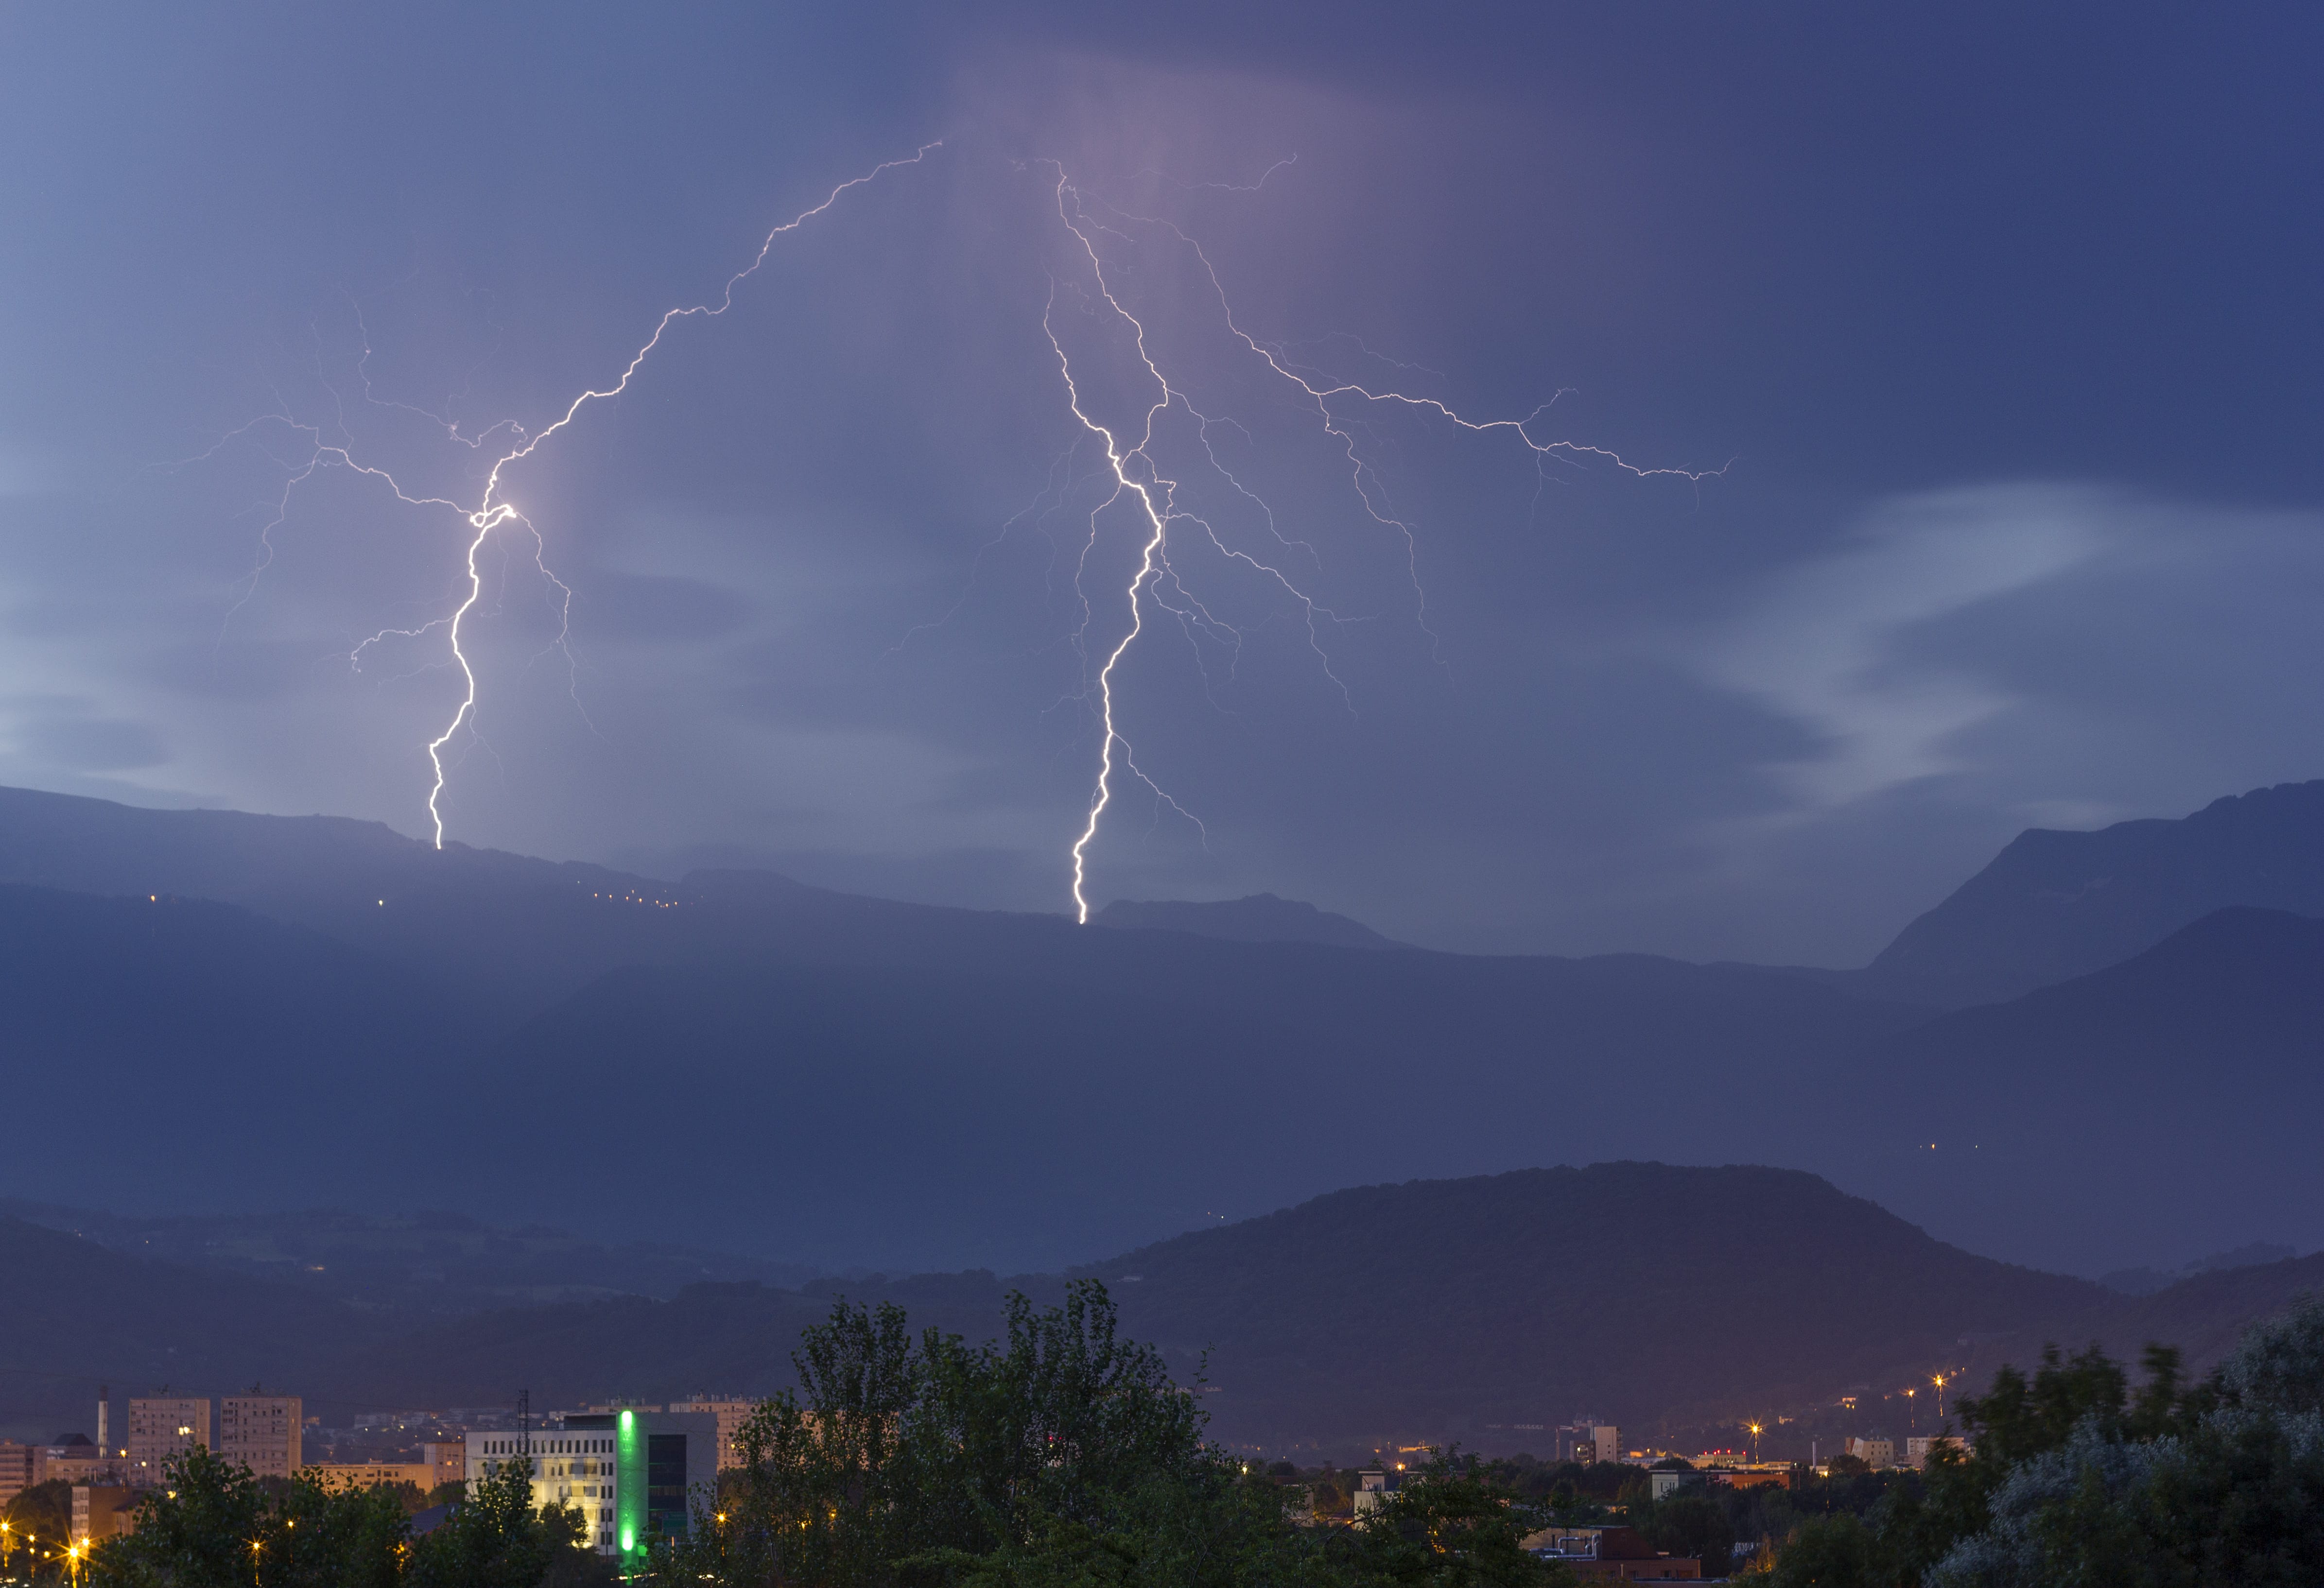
[1076,1162,2108,1447]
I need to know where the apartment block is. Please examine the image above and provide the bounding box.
[0,1441,39,1504]
[1904,1435,1968,1468]
[127,1398,211,1488]
[1845,1436,1895,1468]
[218,1395,302,1479]
[422,1439,466,1494]
[1551,1420,1622,1465]
[71,1485,139,1547]
[665,1397,756,1471]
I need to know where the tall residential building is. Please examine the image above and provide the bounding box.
[1551,1419,1621,1466]
[219,1395,302,1479]
[0,1442,39,1504]
[421,1440,466,1494]
[664,1398,756,1471]
[127,1398,211,1488]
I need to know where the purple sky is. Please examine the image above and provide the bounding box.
[2,2,2318,963]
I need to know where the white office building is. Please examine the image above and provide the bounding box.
[467,1409,718,1562]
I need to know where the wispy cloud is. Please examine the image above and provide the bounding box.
[1699,484,2324,825]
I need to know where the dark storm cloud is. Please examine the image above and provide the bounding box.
[0,2,2317,963]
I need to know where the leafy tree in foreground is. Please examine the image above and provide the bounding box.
[89,1446,609,1588]
[3,1477,73,1575]
[87,1445,405,1588]
[661,1281,1576,1588]
[1762,1295,2324,1587]
[75,1285,1596,1587]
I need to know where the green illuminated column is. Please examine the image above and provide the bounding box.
[617,1409,644,1568]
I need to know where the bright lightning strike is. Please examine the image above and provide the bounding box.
[1032,163,1728,923]
[185,140,1715,914]
[194,143,940,847]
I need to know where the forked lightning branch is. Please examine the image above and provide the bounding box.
[190,145,1719,915]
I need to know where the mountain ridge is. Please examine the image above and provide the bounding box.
[1093,893,1403,950]
[1860,779,2324,1006]
[1832,905,2324,1275]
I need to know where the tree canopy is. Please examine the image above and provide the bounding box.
[1760,1295,2324,1586]
[652,1279,1575,1587]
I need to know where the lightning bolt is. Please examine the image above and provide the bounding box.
[182,138,1713,913]
[1036,162,1728,923]
[192,143,942,847]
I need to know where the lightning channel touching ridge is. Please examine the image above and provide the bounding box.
[1035,164,1728,922]
[193,143,941,847]
[187,143,1716,915]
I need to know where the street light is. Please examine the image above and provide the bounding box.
[1933,1374,1947,1420]
[1748,1423,1762,1462]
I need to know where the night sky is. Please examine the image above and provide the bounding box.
[3,2,2317,963]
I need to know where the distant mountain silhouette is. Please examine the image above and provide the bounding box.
[0,881,491,1215]
[9,1166,2320,1452]
[0,1201,816,1312]
[7,783,2323,1277]
[0,785,1924,1273]
[1860,780,2324,1006]
[472,945,1917,1270]
[1835,907,2324,1276]
[0,1215,383,1434]
[312,1164,2112,1439]
[1075,1164,2107,1446]
[0,784,720,1013]
[1093,894,1402,950]
[2100,1243,2298,1297]
[2068,1249,2324,1370]
[309,1165,2324,1450]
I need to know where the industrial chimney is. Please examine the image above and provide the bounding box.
[98,1385,109,1456]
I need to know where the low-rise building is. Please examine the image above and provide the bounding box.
[1905,1435,1968,1468]
[1522,1526,1703,1580]
[1845,1436,1895,1468]
[1650,1458,1792,1499]
[1647,1459,1703,1501]
[41,1434,121,1486]
[308,1463,435,1493]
